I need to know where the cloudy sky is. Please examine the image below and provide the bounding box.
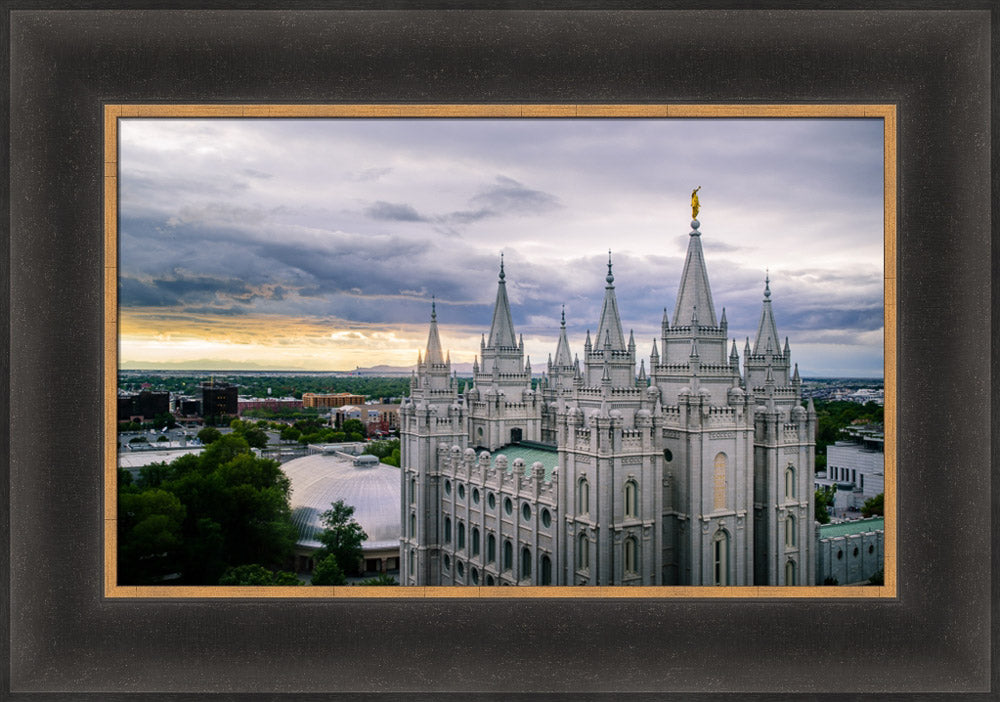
[118,117,884,377]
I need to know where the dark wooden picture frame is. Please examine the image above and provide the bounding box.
[4,5,995,698]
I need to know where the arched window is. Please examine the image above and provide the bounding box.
[785,465,796,499]
[577,532,589,570]
[521,547,532,580]
[409,477,416,504]
[713,530,729,586]
[541,555,552,585]
[713,453,727,510]
[624,479,639,518]
[503,540,513,571]
[409,512,416,538]
[444,516,451,543]
[624,536,638,575]
[408,548,415,574]
[471,527,480,557]
[785,514,796,548]
[487,534,496,563]
[578,477,590,514]
[458,521,466,549]
[785,559,797,585]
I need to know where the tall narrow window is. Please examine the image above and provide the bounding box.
[785,465,796,499]
[624,479,638,518]
[785,514,796,547]
[624,536,638,574]
[444,516,451,543]
[409,477,416,504]
[458,521,466,549]
[503,540,513,571]
[713,530,729,586]
[713,453,728,510]
[487,534,496,563]
[578,477,590,514]
[520,547,532,580]
[472,527,480,557]
[785,559,797,585]
[408,548,415,574]
[541,555,552,585]
[577,532,589,570]
[409,512,416,538]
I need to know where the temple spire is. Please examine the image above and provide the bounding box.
[424,299,445,365]
[753,271,781,356]
[554,305,573,366]
[595,250,627,350]
[487,254,517,348]
[672,218,718,328]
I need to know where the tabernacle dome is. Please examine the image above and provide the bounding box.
[282,451,401,575]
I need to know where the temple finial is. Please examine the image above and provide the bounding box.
[561,304,566,327]
[431,295,436,320]
[764,269,771,298]
[499,252,505,281]
[606,250,614,285]
[691,186,702,220]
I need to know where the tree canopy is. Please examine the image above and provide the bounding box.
[218,564,302,586]
[118,434,298,585]
[315,499,367,577]
[861,492,884,517]
[815,485,836,524]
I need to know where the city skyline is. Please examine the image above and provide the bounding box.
[119,117,885,377]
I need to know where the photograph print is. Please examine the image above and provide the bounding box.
[113,112,888,591]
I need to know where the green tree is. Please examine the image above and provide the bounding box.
[152,411,178,429]
[311,554,347,586]
[118,488,187,583]
[197,426,222,445]
[316,500,367,577]
[218,564,302,586]
[280,426,301,443]
[357,573,398,586]
[341,418,366,438]
[815,485,837,524]
[861,492,884,517]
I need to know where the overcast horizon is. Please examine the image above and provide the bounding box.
[119,118,885,378]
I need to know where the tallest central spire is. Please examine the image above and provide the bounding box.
[672,218,718,328]
[487,253,517,348]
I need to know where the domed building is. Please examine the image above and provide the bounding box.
[282,450,401,576]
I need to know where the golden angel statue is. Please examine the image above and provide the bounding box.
[691,186,702,220]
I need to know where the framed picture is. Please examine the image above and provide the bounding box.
[5,6,993,698]
[106,104,895,600]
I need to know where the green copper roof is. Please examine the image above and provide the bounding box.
[491,443,558,481]
[818,517,884,539]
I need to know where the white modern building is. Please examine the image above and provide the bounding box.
[400,212,816,586]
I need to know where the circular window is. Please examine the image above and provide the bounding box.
[504,497,513,515]
[443,554,451,570]
[488,492,496,509]
[868,544,874,554]
[663,449,673,462]
[541,508,551,528]
[477,427,484,437]
[473,488,480,504]
[457,561,464,577]
[444,480,451,495]
[471,567,479,585]
[837,550,843,560]
[522,503,531,521]
[458,484,465,500]
[853,547,859,558]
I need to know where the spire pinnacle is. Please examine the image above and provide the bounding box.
[486,254,517,348]
[561,304,566,327]
[431,295,437,320]
[596,253,627,351]
[752,272,781,356]
[673,216,717,327]
[606,250,614,285]
[764,269,771,299]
